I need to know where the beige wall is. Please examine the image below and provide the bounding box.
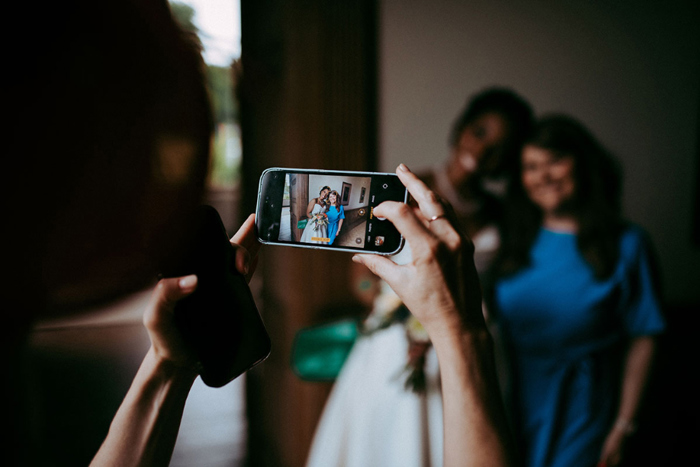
[379,0,700,303]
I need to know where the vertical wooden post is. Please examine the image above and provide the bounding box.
[290,174,309,242]
[239,1,377,465]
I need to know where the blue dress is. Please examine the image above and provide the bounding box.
[326,205,345,245]
[494,226,665,467]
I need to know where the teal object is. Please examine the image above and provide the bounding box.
[291,319,359,381]
[297,219,308,229]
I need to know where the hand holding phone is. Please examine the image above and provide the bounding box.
[351,164,484,342]
[255,168,408,254]
[161,206,270,387]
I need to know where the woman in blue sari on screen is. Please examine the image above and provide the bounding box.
[325,190,345,245]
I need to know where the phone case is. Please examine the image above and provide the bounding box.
[163,205,271,387]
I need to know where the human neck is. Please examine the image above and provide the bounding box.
[542,212,578,233]
[442,161,483,202]
[443,158,476,200]
[433,166,483,218]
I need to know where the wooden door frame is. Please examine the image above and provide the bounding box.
[239,1,378,465]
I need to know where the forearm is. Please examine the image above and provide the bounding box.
[91,347,198,467]
[354,164,520,465]
[432,327,517,467]
[613,336,657,430]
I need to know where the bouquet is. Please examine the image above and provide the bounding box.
[311,212,328,231]
[362,288,432,393]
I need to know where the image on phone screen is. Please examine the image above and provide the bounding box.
[256,168,407,255]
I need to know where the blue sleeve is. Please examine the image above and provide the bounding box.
[339,206,345,219]
[619,227,666,336]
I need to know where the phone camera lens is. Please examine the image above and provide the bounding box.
[382,183,388,189]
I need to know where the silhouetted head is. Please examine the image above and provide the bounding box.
[8,0,213,322]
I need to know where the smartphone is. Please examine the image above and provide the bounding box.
[162,205,271,388]
[255,168,407,255]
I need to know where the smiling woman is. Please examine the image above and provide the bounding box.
[493,114,665,467]
[520,146,577,230]
[498,114,624,278]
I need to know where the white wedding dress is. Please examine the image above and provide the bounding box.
[306,314,444,467]
[299,203,328,244]
[306,226,502,467]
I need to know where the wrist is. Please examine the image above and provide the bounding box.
[146,347,200,385]
[430,325,499,412]
[613,418,637,435]
[430,322,492,362]
[421,302,488,348]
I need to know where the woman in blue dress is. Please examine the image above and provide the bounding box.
[325,190,345,245]
[493,115,665,467]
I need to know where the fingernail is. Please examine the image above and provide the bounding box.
[179,274,198,290]
[352,255,362,264]
[398,163,409,172]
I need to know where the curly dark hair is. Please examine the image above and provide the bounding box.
[496,114,624,279]
[449,87,535,176]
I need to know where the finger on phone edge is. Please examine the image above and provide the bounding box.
[352,254,401,286]
[372,201,434,255]
[395,165,435,206]
[234,246,251,276]
[150,275,198,314]
[231,214,261,256]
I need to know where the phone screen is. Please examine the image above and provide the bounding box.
[256,168,407,255]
